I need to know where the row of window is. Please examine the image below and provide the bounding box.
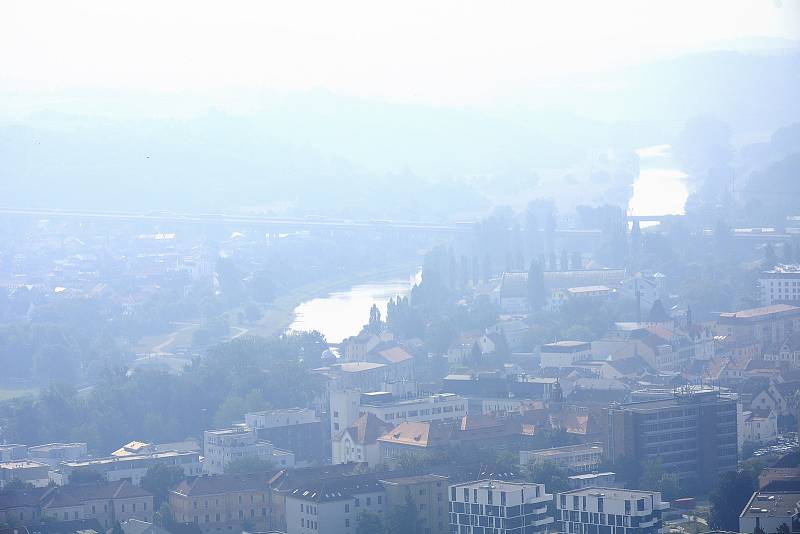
[192,494,264,508]
[185,508,264,522]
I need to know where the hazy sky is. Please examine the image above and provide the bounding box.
[2,1,799,106]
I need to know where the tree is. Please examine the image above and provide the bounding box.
[753,526,766,534]
[155,502,175,527]
[709,470,756,531]
[356,510,384,534]
[527,260,546,311]
[224,456,275,475]
[777,523,791,534]
[523,459,569,494]
[141,463,185,507]
[111,521,125,534]
[385,493,422,534]
[367,304,382,333]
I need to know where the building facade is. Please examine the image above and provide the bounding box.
[203,425,294,475]
[245,409,326,466]
[448,480,553,534]
[520,443,604,475]
[59,450,202,485]
[382,474,449,534]
[555,488,668,534]
[285,475,386,534]
[604,387,738,489]
[760,264,800,306]
[169,473,272,534]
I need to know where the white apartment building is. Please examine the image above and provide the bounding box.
[203,425,294,475]
[760,264,800,306]
[0,460,50,488]
[330,390,467,436]
[0,444,27,462]
[285,477,386,534]
[244,408,318,429]
[520,443,604,474]
[555,487,669,534]
[449,480,553,534]
[540,341,593,368]
[28,443,88,467]
[58,450,202,485]
[739,409,779,448]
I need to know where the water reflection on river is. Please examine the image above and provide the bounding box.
[288,269,422,343]
[628,144,688,217]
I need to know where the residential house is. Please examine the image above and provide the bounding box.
[169,473,273,534]
[284,474,385,534]
[0,480,154,528]
[332,413,393,467]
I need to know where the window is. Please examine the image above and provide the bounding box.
[345,519,350,527]
[345,504,350,513]
[355,498,360,507]
[598,498,604,513]
[122,505,126,512]
[378,496,382,505]
[133,504,137,512]
[488,490,493,505]
[204,515,209,523]
[366,497,371,506]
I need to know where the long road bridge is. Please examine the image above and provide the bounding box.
[1,207,792,240]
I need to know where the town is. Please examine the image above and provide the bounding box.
[3,3,800,534]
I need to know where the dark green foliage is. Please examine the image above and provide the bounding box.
[385,493,422,534]
[709,470,756,532]
[224,456,275,475]
[356,510,384,534]
[141,463,185,507]
[0,333,325,454]
[523,459,569,495]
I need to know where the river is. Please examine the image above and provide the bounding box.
[288,269,422,343]
[628,144,688,217]
[289,145,685,342]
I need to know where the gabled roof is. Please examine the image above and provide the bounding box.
[371,344,413,364]
[603,356,654,377]
[171,473,274,497]
[378,421,452,448]
[339,413,393,445]
[288,474,383,503]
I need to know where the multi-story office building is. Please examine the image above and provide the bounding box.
[330,390,467,436]
[382,474,449,534]
[203,425,294,474]
[285,474,386,534]
[245,409,326,466]
[605,387,738,488]
[520,443,604,475]
[58,450,202,485]
[449,480,553,534]
[760,264,800,306]
[555,488,669,534]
